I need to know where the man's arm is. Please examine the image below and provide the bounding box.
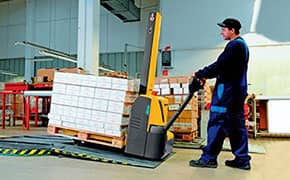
[195,41,239,79]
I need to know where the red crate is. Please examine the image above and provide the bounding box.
[4,82,30,91]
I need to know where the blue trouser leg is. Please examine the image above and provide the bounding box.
[200,112,251,163]
[200,112,226,162]
[227,113,251,164]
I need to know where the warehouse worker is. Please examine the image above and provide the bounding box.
[190,18,251,170]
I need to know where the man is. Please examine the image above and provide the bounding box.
[190,18,251,170]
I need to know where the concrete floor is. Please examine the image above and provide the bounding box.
[0,127,290,180]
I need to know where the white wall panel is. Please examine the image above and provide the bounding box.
[70,18,78,54]
[55,0,71,20]
[55,20,70,52]
[35,0,50,22]
[8,0,26,25]
[0,27,8,58]
[35,22,50,47]
[0,2,8,26]
[8,24,25,58]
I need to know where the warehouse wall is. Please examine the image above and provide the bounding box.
[0,0,26,59]
[159,0,290,96]
[0,0,153,57]
[159,0,254,75]
[0,0,153,81]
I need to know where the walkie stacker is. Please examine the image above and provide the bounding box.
[125,12,204,160]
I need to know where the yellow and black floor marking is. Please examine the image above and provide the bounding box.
[0,148,51,156]
[51,148,131,166]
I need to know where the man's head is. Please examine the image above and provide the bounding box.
[217,18,241,40]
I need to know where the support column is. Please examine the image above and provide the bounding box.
[77,0,100,75]
[25,0,36,81]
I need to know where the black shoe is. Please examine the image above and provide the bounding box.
[189,159,218,168]
[225,159,251,170]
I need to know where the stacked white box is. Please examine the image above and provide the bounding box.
[92,99,108,111]
[48,72,139,137]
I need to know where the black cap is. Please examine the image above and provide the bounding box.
[217,18,241,30]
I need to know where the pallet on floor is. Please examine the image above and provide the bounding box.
[171,127,196,134]
[47,125,126,149]
[173,131,198,142]
[100,72,128,79]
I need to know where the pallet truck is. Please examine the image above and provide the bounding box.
[125,12,204,160]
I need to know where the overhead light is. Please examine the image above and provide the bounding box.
[16,41,115,73]
[39,50,78,63]
[0,70,18,76]
[98,67,115,72]
[39,50,114,72]
[15,41,74,58]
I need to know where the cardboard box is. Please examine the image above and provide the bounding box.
[91,111,107,122]
[128,79,140,92]
[95,88,111,100]
[53,83,66,94]
[166,96,175,104]
[111,83,129,91]
[61,115,75,123]
[96,76,112,89]
[57,67,85,74]
[183,87,189,94]
[111,77,128,85]
[168,104,180,111]
[63,95,78,107]
[37,68,55,82]
[154,84,160,89]
[155,77,162,84]
[176,118,198,131]
[169,83,181,88]
[104,123,123,131]
[51,93,63,105]
[181,83,189,88]
[124,94,138,103]
[107,101,124,114]
[161,88,171,95]
[106,112,128,125]
[104,129,125,137]
[54,104,65,115]
[173,87,183,95]
[92,99,108,111]
[54,72,67,83]
[66,85,81,96]
[76,108,91,120]
[81,75,97,87]
[166,95,182,104]
[48,119,62,126]
[95,129,105,135]
[68,106,77,117]
[168,77,178,84]
[91,122,104,129]
[180,110,198,119]
[78,97,93,109]
[48,114,61,121]
[80,86,95,98]
[67,73,82,85]
[76,124,89,131]
[177,76,191,83]
[159,84,170,89]
[160,77,169,84]
[109,90,126,102]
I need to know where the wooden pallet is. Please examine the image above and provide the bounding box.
[100,72,128,79]
[174,131,198,142]
[47,125,126,149]
[172,127,196,134]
